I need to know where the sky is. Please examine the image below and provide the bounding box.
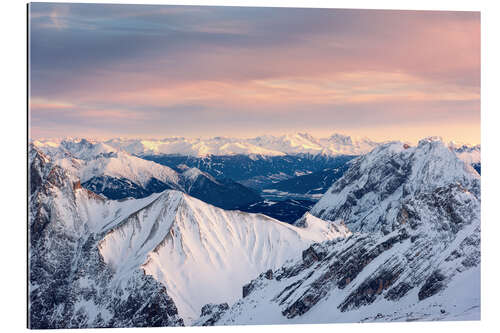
[28,3,480,144]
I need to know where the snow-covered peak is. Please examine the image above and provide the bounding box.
[98,189,347,322]
[33,138,182,190]
[62,139,117,160]
[310,139,480,233]
[29,143,50,167]
[327,133,353,145]
[319,134,381,156]
[79,151,181,187]
[29,151,184,328]
[33,138,118,161]
[418,136,443,144]
[104,137,286,157]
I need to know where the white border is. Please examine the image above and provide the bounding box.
[1,1,498,332]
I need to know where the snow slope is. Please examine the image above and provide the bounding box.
[98,191,350,322]
[79,151,181,187]
[214,233,479,325]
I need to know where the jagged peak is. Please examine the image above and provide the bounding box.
[417,136,443,145]
[29,143,50,164]
[310,135,479,233]
[328,133,353,144]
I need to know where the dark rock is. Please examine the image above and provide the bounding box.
[385,282,414,301]
[243,282,255,298]
[418,270,446,301]
[199,303,229,326]
[302,244,327,266]
[339,267,403,312]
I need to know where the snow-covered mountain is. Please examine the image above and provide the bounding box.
[203,137,480,325]
[310,137,480,232]
[33,136,480,197]
[33,138,116,161]
[33,138,181,187]
[28,144,349,327]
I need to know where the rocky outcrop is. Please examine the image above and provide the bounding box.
[196,303,230,326]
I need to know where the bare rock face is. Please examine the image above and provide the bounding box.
[196,303,230,326]
[28,146,184,329]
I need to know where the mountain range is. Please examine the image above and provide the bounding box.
[32,140,262,209]
[32,135,479,222]
[74,133,380,157]
[28,134,481,328]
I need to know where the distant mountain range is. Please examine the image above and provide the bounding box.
[34,133,380,157]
